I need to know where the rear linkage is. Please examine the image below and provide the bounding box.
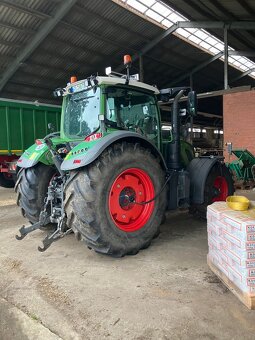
[16,137,71,251]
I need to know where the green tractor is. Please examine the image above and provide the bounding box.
[15,56,234,256]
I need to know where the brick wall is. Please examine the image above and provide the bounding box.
[223,90,255,161]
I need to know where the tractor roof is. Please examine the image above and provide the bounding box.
[97,76,159,94]
[64,76,159,96]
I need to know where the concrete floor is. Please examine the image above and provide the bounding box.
[0,187,255,340]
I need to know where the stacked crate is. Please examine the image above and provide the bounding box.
[207,201,255,309]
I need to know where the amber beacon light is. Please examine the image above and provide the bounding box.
[124,55,132,66]
[70,76,77,83]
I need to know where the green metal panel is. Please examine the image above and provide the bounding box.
[227,149,255,181]
[0,106,8,151]
[0,98,61,155]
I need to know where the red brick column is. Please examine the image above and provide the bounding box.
[223,90,255,161]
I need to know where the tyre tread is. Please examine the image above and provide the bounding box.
[64,143,166,257]
[16,164,55,223]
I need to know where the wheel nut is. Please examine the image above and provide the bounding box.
[122,215,126,219]
[117,184,120,188]
[139,191,142,195]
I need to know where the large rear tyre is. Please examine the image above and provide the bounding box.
[16,163,56,223]
[64,143,167,257]
[190,163,234,219]
[0,173,15,188]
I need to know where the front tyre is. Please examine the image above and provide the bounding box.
[64,143,167,257]
[16,163,56,223]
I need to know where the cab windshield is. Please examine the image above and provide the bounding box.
[63,87,100,139]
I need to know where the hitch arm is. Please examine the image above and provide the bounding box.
[38,228,72,252]
[15,213,50,240]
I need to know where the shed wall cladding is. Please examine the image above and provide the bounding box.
[223,90,255,161]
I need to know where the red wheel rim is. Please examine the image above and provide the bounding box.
[108,168,155,232]
[212,176,228,202]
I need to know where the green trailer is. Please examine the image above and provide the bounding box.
[0,98,61,187]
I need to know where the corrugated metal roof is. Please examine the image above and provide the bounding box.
[0,0,254,104]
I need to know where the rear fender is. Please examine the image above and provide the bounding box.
[187,157,219,204]
[61,131,167,171]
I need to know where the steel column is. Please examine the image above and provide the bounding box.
[189,74,193,90]
[224,28,229,89]
[139,55,144,82]
[189,74,194,144]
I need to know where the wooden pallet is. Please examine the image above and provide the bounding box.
[207,257,255,310]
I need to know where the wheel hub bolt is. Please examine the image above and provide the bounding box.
[117,184,120,188]
[139,191,142,195]
[122,215,126,219]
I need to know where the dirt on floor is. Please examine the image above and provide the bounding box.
[0,187,255,340]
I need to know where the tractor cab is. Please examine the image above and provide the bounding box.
[58,63,162,150]
[58,55,197,170]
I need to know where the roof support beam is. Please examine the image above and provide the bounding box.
[160,86,251,104]
[135,21,255,60]
[178,21,255,29]
[116,23,177,71]
[229,50,255,57]
[0,39,21,48]
[231,68,255,83]
[117,20,255,72]
[136,23,178,60]
[0,0,51,19]
[171,52,224,85]
[165,48,255,87]
[0,0,78,92]
[0,22,35,35]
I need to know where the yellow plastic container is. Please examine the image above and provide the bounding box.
[226,196,250,211]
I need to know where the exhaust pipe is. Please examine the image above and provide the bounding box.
[168,90,184,170]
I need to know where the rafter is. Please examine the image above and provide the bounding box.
[0,0,78,92]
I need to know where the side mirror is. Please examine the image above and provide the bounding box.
[187,91,197,116]
[53,88,64,97]
[179,108,187,116]
[48,123,55,132]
